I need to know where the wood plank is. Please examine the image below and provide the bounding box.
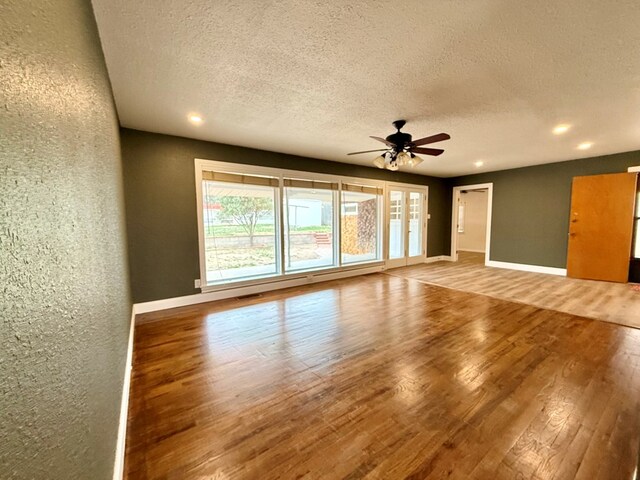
[388,251,640,329]
[125,273,640,479]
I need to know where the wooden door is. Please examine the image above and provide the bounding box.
[567,173,637,282]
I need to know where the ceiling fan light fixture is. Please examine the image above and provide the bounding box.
[349,120,450,171]
[396,151,410,166]
[373,155,386,169]
[408,154,423,167]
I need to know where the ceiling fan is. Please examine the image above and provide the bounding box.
[347,120,450,171]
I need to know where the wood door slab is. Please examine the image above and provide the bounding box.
[567,172,637,282]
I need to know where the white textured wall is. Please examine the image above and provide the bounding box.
[458,190,488,252]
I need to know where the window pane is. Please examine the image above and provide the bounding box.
[284,187,335,271]
[202,180,279,284]
[389,191,404,259]
[341,189,380,264]
[408,192,423,257]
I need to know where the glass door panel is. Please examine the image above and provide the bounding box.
[389,190,405,259]
[386,186,426,268]
[408,191,423,258]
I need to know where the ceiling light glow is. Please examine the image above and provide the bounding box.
[188,114,203,124]
[553,124,571,135]
[577,142,593,150]
[474,160,484,167]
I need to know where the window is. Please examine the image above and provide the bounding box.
[197,161,386,289]
[389,191,404,259]
[408,192,423,257]
[390,198,402,220]
[409,195,420,220]
[342,202,358,216]
[284,179,337,272]
[341,184,383,264]
[201,172,280,284]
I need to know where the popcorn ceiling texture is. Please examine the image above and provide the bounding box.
[0,1,130,479]
[92,0,640,177]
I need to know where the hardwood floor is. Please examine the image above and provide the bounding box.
[388,252,640,329]
[126,274,640,479]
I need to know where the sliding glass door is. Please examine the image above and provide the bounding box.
[386,186,427,268]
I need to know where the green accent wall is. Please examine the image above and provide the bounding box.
[1,1,131,479]
[121,128,450,303]
[450,151,640,268]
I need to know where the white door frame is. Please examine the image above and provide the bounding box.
[450,183,493,265]
[385,182,428,269]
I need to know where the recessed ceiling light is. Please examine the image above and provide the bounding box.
[474,160,484,167]
[577,142,593,150]
[188,114,203,124]
[553,124,571,135]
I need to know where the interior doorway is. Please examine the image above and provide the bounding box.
[451,183,493,265]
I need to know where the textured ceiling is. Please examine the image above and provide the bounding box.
[92,0,640,177]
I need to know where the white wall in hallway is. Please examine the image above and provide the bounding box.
[458,190,488,253]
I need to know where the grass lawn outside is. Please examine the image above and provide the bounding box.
[206,244,328,270]
[205,225,331,236]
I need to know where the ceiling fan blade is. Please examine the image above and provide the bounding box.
[410,147,445,156]
[411,133,450,147]
[347,148,389,156]
[370,136,396,148]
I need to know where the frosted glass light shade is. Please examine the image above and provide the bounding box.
[408,155,423,167]
[373,155,386,169]
[396,151,409,166]
[387,162,399,171]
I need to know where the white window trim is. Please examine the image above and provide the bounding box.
[195,158,387,293]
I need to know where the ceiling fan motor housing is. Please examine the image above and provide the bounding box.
[387,120,411,151]
[385,131,412,151]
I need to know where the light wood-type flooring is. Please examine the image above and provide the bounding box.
[388,252,640,329]
[126,272,640,479]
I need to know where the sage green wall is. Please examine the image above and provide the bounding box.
[121,128,450,303]
[450,151,640,268]
[1,2,130,479]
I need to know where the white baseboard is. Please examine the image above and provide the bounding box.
[628,166,640,172]
[113,307,135,480]
[425,255,454,263]
[457,248,486,253]
[134,264,385,315]
[486,260,567,276]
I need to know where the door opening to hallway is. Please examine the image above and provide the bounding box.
[451,183,493,264]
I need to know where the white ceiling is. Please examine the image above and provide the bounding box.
[92,0,640,177]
